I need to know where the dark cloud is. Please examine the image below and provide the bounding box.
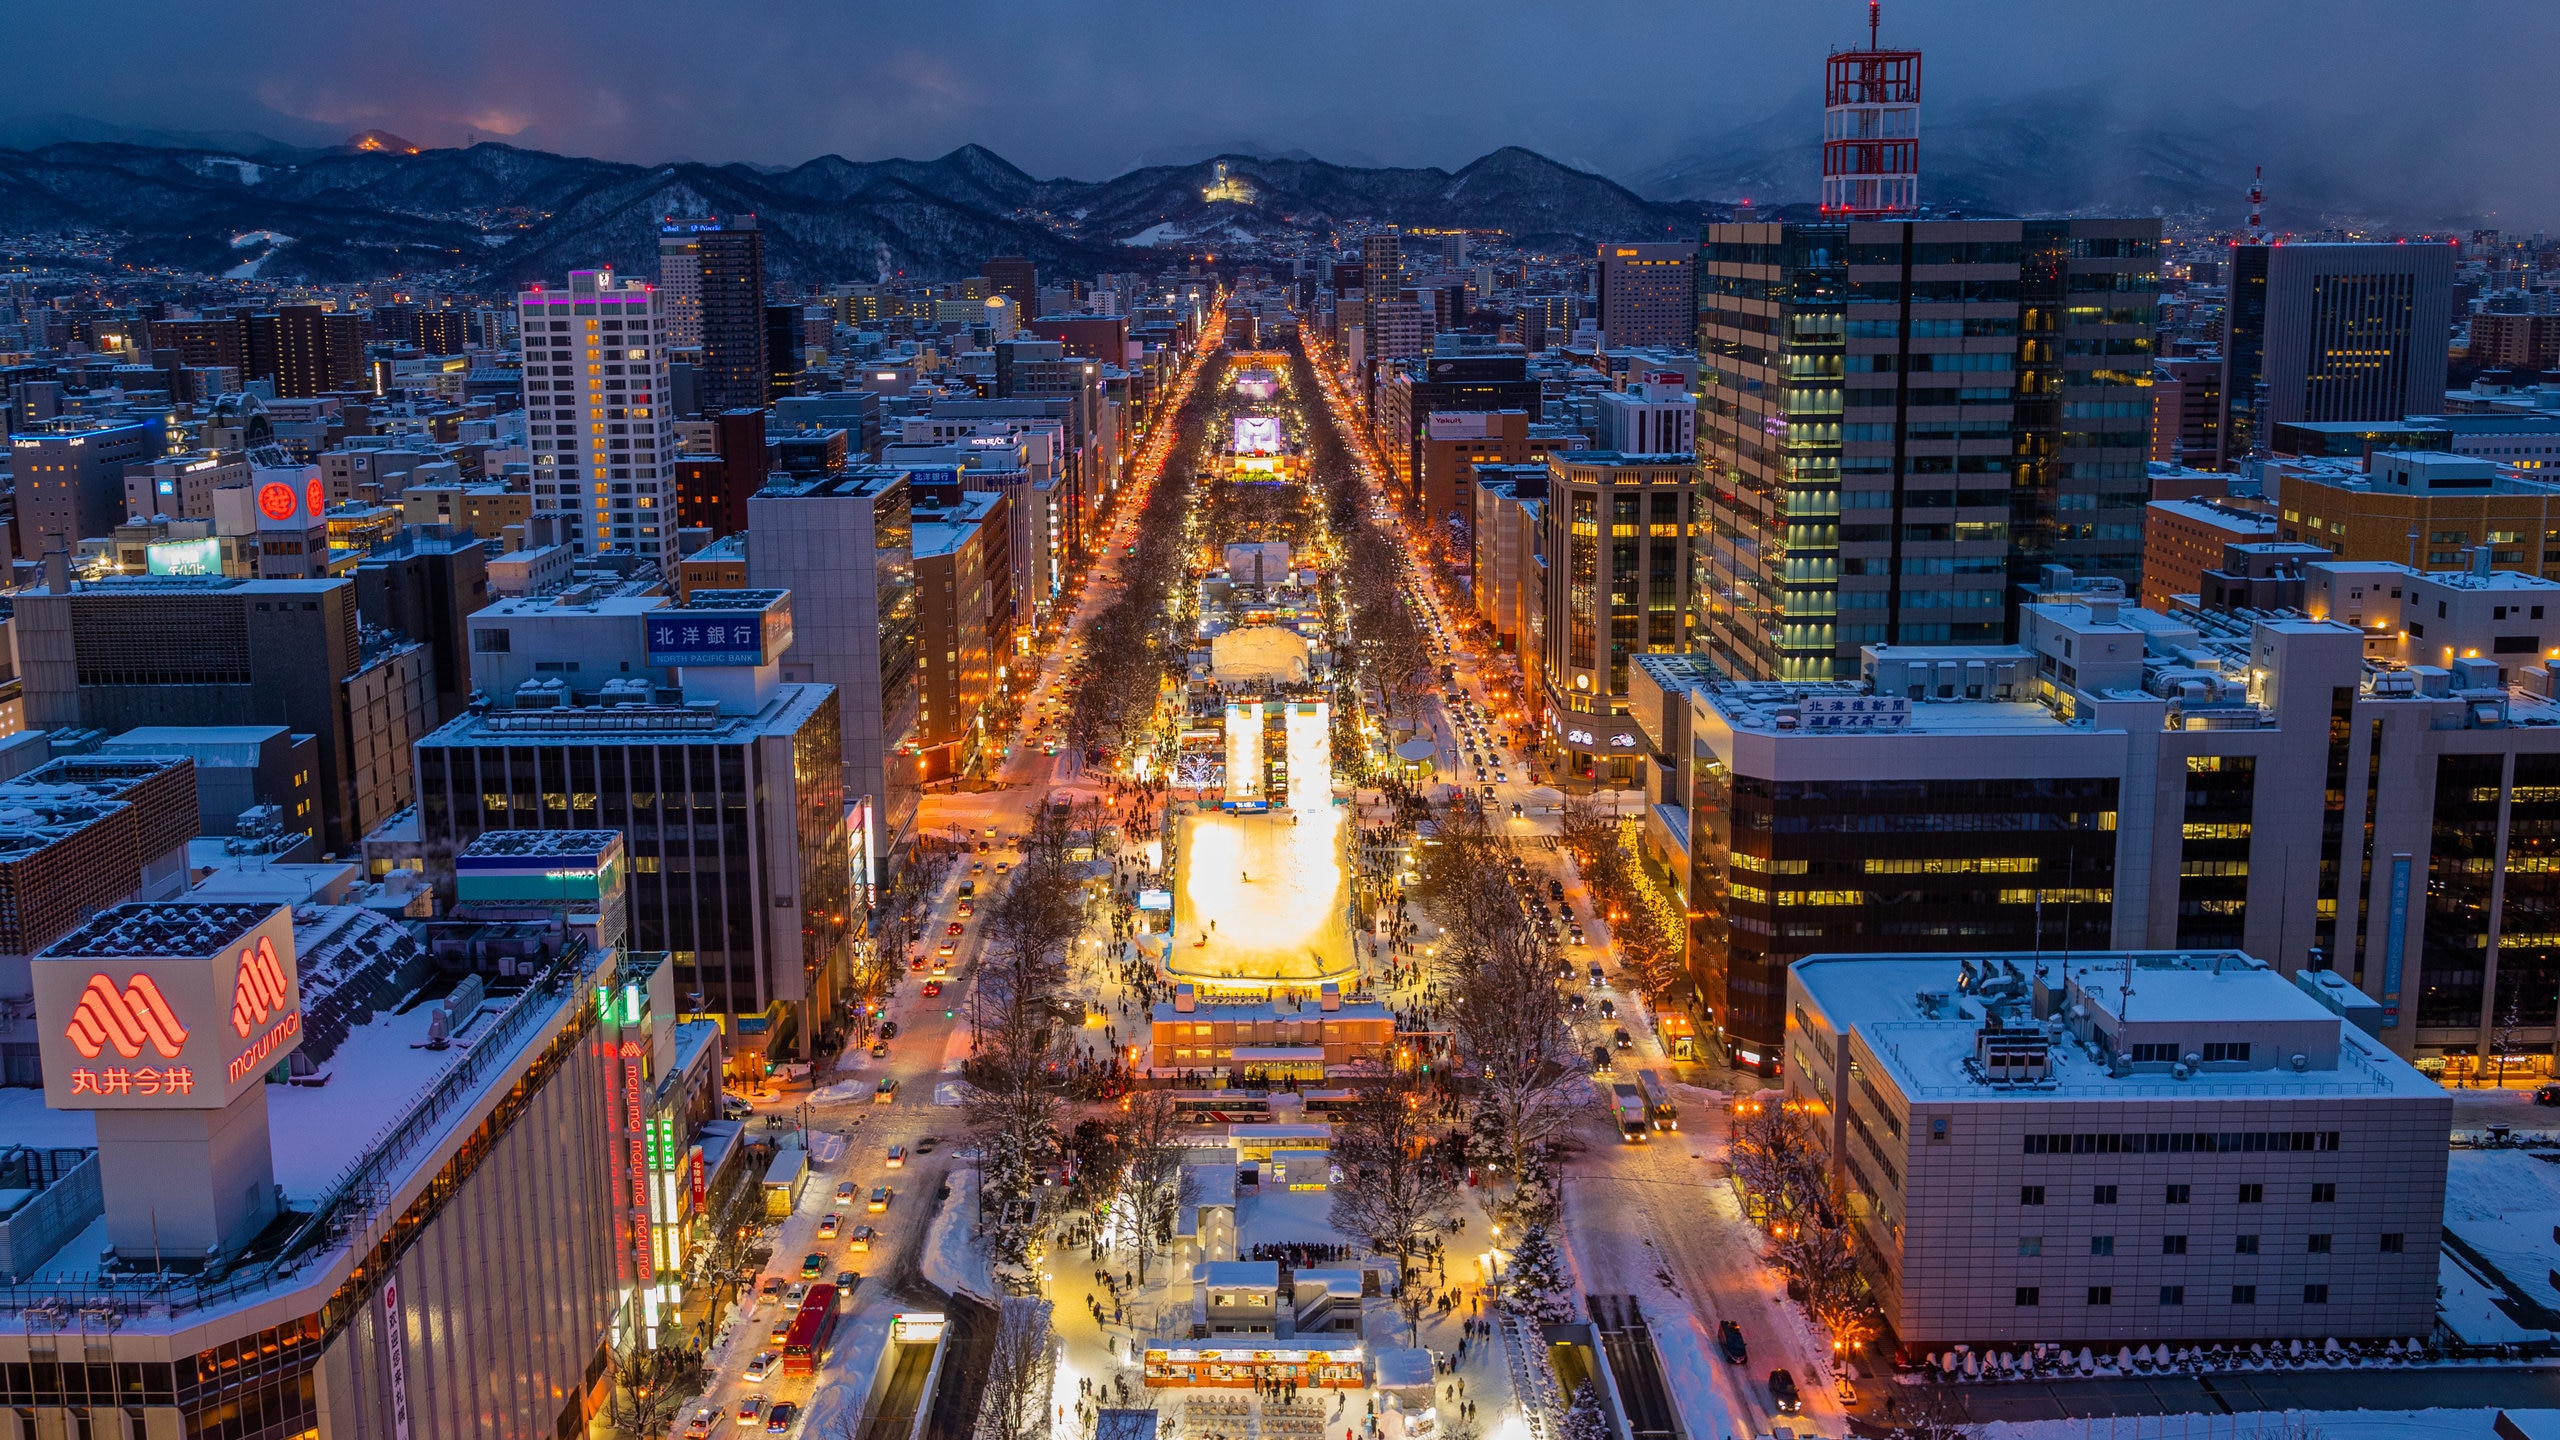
[9,1,2558,223]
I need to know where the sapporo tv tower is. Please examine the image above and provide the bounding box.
[1820,1,1922,217]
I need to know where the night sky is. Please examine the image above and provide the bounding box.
[10,1,2558,223]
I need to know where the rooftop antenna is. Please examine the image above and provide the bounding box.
[1869,0,1880,48]
[2246,166,2266,246]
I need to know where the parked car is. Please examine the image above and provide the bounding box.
[1768,1370,1802,1415]
[1717,1321,1747,1365]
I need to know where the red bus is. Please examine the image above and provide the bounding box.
[782,1283,838,1376]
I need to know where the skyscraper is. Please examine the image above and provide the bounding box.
[1596,243,1697,350]
[1361,229,1402,306]
[516,267,677,566]
[657,219,715,348]
[1697,217,2161,681]
[696,217,769,414]
[982,256,1038,318]
[2218,241,2455,466]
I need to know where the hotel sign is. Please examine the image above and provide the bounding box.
[32,906,303,1110]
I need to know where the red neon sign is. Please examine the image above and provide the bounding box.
[306,477,326,517]
[227,1010,301,1084]
[231,936,289,1036]
[64,974,189,1059]
[257,482,300,520]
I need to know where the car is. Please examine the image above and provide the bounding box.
[871,1040,890,1058]
[850,1224,877,1251]
[922,981,944,997]
[738,1393,768,1423]
[767,1316,793,1345]
[868,1185,892,1211]
[801,1250,828,1278]
[946,921,965,937]
[836,1181,857,1206]
[1768,1370,1802,1415]
[1718,1321,1748,1365]
[687,1405,721,1436]
[886,1144,907,1168]
[784,1281,807,1305]
[1589,962,1605,985]
[879,1020,900,1040]
[2540,1082,2560,1107]
[959,881,976,898]
[1614,1028,1634,1050]
[766,1403,798,1434]
[971,860,986,874]
[759,1274,787,1302]
[818,1214,841,1239]
[1598,998,1617,1019]
[723,1095,755,1121]
[743,1353,776,1382]
[1549,879,1565,901]
[937,941,958,958]
[956,900,974,917]
[908,955,928,971]
[874,1078,899,1103]
[995,861,1010,874]
[1592,1045,1613,1073]
[835,1269,859,1290]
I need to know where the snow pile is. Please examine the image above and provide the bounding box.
[921,1166,996,1300]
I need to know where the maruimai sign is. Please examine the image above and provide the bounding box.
[31,904,304,1110]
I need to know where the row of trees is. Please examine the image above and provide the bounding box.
[1555,795,1687,1007]
[1726,1101,1876,1355]
[1064,352,1229,768]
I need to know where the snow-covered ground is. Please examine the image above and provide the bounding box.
[923,1166,996,1300]
[1974,1408,2558,1439]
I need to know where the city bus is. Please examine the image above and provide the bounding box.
[1636,1071,1678,1131]
[1300,1089,1361,1118]
[1169,1090,1273,1125]
[781,1283,839,1376]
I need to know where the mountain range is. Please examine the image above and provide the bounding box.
[0,139,1697,288]
[0,102,2502,291]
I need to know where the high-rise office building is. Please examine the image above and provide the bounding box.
[1542,451,1698,787]
[10,417,160,560]
[696,218,770,414]
[15,575,427,853]
[2219,241,2456,465]
[748,468,920,872]
[516,267,676,566]
[657,219,716,348]
[1697,218,2162,682]
[983,256,1039,318]
[272,305,365,398]
[422,593,849,1044]
[1361,230,1402,307]
[1596,243,1698,351]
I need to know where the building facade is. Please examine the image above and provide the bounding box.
[1697,218,2162,681]
[1788,952,2448,1352]
[517,267,676,566]
[1540,452,1697,787]
[1597,243,1698,351]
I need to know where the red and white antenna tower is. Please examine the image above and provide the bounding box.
[1821,1,1922,217]
[2245,166,2265,244]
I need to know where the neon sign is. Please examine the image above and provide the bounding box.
[231,936,289,1035]
[257,482,300,519]
[65,974,188,1059]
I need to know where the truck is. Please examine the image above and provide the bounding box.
[1610,1082,1649,1142]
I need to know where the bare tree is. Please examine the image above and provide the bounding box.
[974,1298,1061,1440]
[601,1339,703,1438]
[1729,1102,1876,1357]
[1329,1072,1461,1343]
[1117,1089,1193,1284]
